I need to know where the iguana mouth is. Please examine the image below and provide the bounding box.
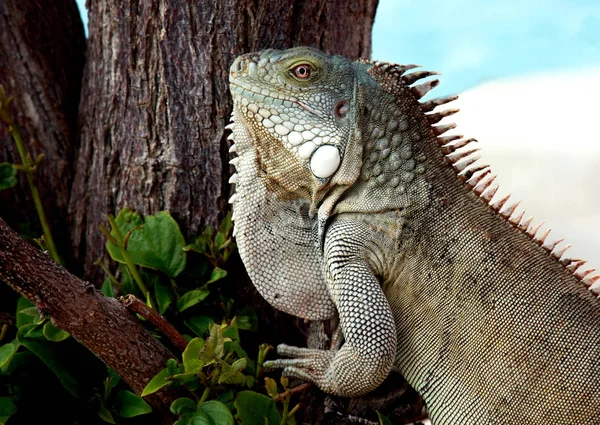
[230,81,326,119]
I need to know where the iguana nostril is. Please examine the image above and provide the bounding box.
[232,57,247,73]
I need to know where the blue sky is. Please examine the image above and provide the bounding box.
[75,0,600,95]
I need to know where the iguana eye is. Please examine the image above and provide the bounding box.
[292,64,312,79]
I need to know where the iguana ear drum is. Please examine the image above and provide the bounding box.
[310,145,341,178]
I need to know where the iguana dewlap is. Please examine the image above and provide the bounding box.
[226,46,600,424]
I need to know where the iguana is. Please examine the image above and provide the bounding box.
[226,46,600,424]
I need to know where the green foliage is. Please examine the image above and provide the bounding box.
[105,209,187,278]
[0,397,17,425]
[115,390,152,417]
[234,391,281,425]
[0,163,17,190]
[1,208,300,424]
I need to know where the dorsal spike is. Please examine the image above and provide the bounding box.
[402,70,440,86]
[427,108,460,125]
[566,260,586,273]
[437,134,463,145]
[500,200,520,219]
[576,268,596,280]
[554,244,572,261]
[518,216,534,232]
[509,210,525,226]
[441,138,476,154]
[421,95,459,112]
[535,228,551,245]
[473,174,497,196]
[491,194,511,212]
[446,147,480,164]
[586,276,600,293]
[546,238,564,253]
[397,64,421,74]
[481,184,499,203]
[432,122,456,136]
[411,79,440,99]
[527,221,545,237]
[229,144,237,153]
[453,155,480,174]
[461,163,489,180]
[225,123,235,130]
[466,168,491,188]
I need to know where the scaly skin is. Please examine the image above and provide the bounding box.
[227,47,600,424]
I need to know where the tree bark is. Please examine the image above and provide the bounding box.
[0,217,178,421]
[70,0,378,281]
[0,0,86,258]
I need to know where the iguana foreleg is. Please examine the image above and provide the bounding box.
[267,218,397,397]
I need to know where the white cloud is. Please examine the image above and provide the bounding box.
[442,67,600,263]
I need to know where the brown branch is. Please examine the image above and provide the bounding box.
[121,294,188,352]
[273,382,313,402]
[0,217,177,422]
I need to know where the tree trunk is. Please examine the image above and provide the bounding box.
[69,0,378,282]
[0,0,85,258]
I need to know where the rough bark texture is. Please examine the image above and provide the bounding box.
[0,217,178,421]
[70,0,379,281]
[0,0,86,257]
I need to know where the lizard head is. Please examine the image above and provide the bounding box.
[228,47,363,203]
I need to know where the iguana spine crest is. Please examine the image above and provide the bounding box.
[365,58,600,295]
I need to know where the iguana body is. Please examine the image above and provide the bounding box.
[227,47,600,424]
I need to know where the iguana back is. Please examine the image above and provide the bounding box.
[227,47,600,424]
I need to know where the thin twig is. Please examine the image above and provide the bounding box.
[273,382,313,402]
[120,294,188,352]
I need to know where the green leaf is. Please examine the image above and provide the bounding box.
[0,397,17,425]
[182,337,205,373]
[198,400,234,425]
[116,390,152,417]
[17,324,79,397]
[217,358,247,385]
[218,212,233,240]
[167,358,182,375]
[376,411,394,425]
[0,162,17,190]
[187,411,214,425]
[170,397,197,416]
[154,279,173,314]
[101,278,115,297]
[207,267,227,284]
[185,316,214,337]
[0,342,18,369]
[216,390,235,411]
[43,321,70,342]
[141,367,171,397]
[177,288,211,312]
[16,297,37,327]
[97,406,116,424]
[107,367,121,388]
[107,209,187,277]
[234,391,281,425]
[235,306,258,331]
[200,325,224,363]
[264,377,278,398]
